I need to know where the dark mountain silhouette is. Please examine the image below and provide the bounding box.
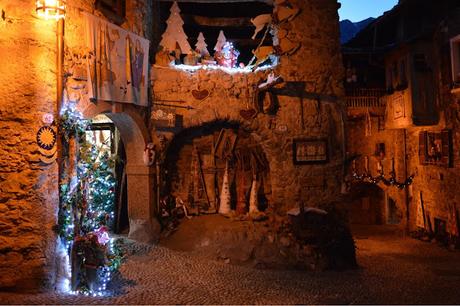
[340,17,375,44]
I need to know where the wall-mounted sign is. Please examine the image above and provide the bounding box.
[293,138,328,165]
[151,107,176,128]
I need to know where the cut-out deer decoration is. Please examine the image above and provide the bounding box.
[251,14,272,40]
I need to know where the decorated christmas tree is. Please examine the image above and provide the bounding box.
[214,30,227,52]
[58,107,121,295]
[159,2,192,54]
[195,32,209,57]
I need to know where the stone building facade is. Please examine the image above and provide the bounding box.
[0,0,347,291]
[0,0,60,290]
[343,0,460,236]
[151,0,346,211]
[0,0,156,290]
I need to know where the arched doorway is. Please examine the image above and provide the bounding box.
[80,102,159,243]
[347,183,386,225]
[162,120,271,215]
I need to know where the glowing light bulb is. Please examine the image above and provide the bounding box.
[36,0,66,20]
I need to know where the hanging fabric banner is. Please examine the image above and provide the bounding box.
[365,108,372,137]
[84,12,149,106]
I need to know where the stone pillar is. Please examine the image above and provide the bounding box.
[126,164,160,244]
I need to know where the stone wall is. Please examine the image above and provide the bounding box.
[0,0,154,291]
[152,0,345,213]
[0,0,59,290]
[346,116,407,226]
[346,20,460,233]
[0,0,346,290]
[347,107,460,233]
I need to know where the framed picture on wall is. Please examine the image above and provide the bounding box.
[393,93,405,119]
[419,130,452,167]
[293,138,328,164]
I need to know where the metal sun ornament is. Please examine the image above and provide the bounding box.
[36,0,66,20]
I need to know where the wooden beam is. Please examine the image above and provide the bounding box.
[184,14,252,27]
[154,0,272,3]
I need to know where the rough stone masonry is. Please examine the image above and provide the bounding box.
[0,0,346,291]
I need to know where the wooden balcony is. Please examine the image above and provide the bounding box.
[344,87,387,109]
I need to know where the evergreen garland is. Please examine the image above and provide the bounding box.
[58,106,122,294]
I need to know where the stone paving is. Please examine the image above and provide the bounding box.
[1,225,460,304]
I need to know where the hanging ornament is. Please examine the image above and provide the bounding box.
[192,89,210,100]
[143,143,156,166]
[37,125,58,164]
[37,126,57,150]
[39,154,58,164]
[273,0,300,23]
[275,28,301,56]
[218,162,232,215]
[94,225,110,245]
[239,109,257,120]
[38,145,57,158]
[250,14,272,40]
[42,113,54,125]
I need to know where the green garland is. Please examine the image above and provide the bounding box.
[57,106,122,294]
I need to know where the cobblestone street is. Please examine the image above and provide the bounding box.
[1,225,460,304]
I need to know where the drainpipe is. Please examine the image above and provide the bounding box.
[403,128,410,233]
[340,104,348,189]
[57,18,64,114]
[57,18,65,214]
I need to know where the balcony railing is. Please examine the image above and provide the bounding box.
[345,88,387,108]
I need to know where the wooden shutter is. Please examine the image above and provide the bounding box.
[441,129,452,168]
[419,131,427,165]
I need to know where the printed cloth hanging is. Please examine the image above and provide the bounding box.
[365,108,372,137]
[447,204,459,236]
[84,12,149,106]
[416,198,425,229]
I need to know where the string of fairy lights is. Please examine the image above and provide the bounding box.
[351,157,415,189]
[58,103,121,296]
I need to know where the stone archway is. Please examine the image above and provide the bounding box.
[347,183,386,225]
[80,101,159,243]
[161,119,272,214]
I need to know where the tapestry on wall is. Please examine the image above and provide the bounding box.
[84,12,149,106]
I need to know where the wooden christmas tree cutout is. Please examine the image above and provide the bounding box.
[159,1,192,54]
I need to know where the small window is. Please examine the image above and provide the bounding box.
[450,34,460,85]
[386,66,393,92]
[399,58,407,88]
[386,57,408,92]
[392,62,398,87]
[413,53,430,72]
[96,0,126,25]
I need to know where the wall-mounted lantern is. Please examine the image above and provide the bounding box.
[36,0,66,20]
[35,0,65,114]
[35,0,66,167]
